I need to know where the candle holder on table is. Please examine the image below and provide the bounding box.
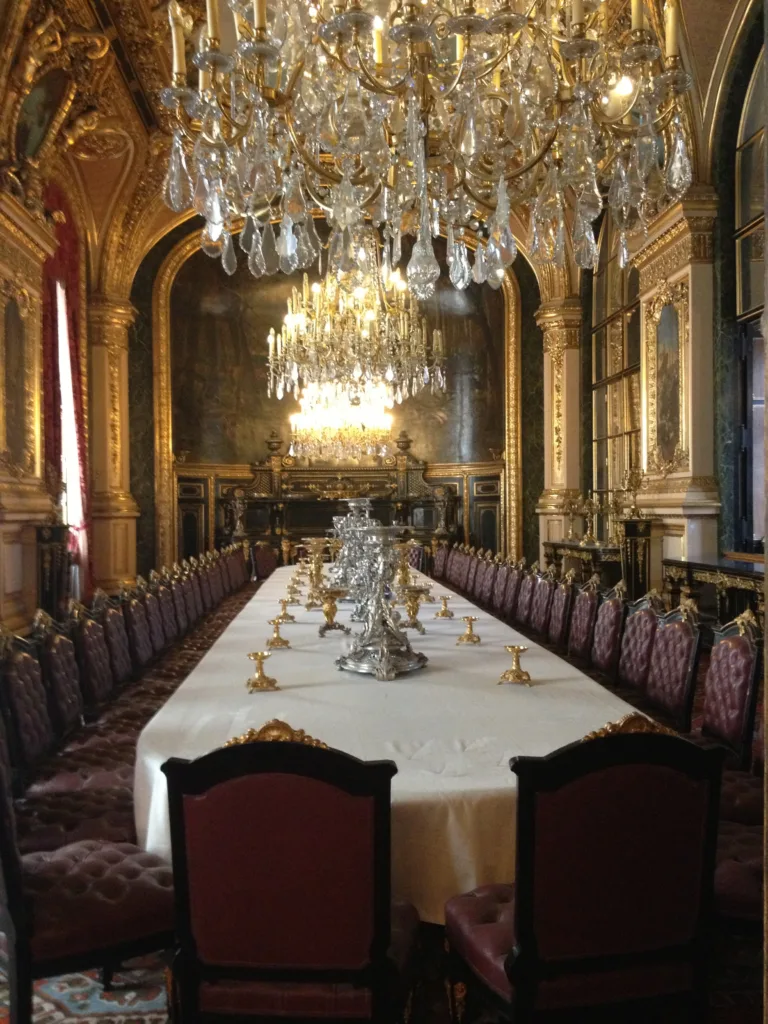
[267,618,291,649]
[400,584,431,635]
[275,599,296,624]
[457,616,481,645]
[319,588,351,638]
[246,651,279,692]
[498,645,531,686]
[434,595,454,619]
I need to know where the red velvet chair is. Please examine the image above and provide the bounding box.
[162,728,420,1022]
[615,592,665,693]
[547,573,575,650]
[588,583,627,682]
[566,577,600,664]
[445,726,723,1022]
[640,606,702,732]
[0,757,173,1024]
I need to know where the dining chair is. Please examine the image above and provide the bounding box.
[91,591,135,688]
[501,559,526,624]
[528,570,556,637]
[615,591,666,694]
[565,575,601,664]
[641,603,702,732]
[445,719,723,1023]
[588,581,627,683]
[479,557,498,608]
[162,725,420,1023]
[546,571,575,650]
[491,562,510,616]
[514,564,539,629]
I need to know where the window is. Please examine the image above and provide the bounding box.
[591,220,641,540]
[56,281,87,596]
[734,50,765,554]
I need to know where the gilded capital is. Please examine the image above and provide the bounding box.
[88,296,137,334]
[630,186,717,295]
[535,298,582,344]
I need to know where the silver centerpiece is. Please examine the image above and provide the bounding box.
[336,525,428,681]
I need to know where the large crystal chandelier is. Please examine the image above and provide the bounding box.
[289,381,394,458]
[267,265,445,405]
[163,0,691,290]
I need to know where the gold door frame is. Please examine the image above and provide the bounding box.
[152,231,523,565]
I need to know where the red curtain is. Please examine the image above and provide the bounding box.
[43,182,92,598]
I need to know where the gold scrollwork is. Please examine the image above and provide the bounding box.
[583,712,677,741]
[225,719,328,748]
[645,279,689,478]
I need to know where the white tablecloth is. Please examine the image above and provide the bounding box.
[135,566,632,922]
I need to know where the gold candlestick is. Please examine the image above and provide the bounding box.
[275,599,296,624]
[246,650,279,691]
[285,585,302,606]
[434,595,454,619]
[499,645,531,685]
[457,615,481,645]
[401,584,430,635]
[319,588,351,638]
[267,618,291,649]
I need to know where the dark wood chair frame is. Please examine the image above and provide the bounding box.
[162,741,404,1024]
[508,734,723,1021]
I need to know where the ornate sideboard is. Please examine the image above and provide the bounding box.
[663,555,764,626]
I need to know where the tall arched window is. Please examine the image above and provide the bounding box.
[734,49,764,553]
[591,219,641,538]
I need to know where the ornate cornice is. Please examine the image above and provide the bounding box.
[630,187,718,294]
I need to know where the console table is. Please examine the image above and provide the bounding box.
[542,539,622,588]
[663,555,764,627]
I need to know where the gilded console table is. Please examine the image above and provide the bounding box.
[543,540,622,588]
[663,555,764,627]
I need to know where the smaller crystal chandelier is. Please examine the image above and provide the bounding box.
[267,267,444,407]
[289,382,393,459]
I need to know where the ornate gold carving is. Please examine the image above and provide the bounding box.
[108,346,120,477]
[691,570,731,594]
[645,279,689,478]
[583,712,677,741]
[225,719,328,748]
[733,608,760,637]
[632,198,716,294]
[537,301,580,479]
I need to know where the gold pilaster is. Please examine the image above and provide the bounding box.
[89,295,139,591]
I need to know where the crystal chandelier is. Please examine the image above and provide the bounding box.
[267,264,445,405]
[289,381,394,458]
[163,0,691,290]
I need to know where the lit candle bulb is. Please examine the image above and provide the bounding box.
[455,32,465,62]
[206,0,220,43]
[199,34,212,92]
[276,332,282,358]
[665,0,679,58]
[571,0,584,25]
[268,329,275,360]
[254,0,267,31]
[631,0,643,31]
[372,15,384,64]
[168,1,186,78]
[492,65,501,90]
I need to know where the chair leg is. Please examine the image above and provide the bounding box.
[8,942,34,1024]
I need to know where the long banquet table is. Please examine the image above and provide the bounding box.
[135,566,633,922]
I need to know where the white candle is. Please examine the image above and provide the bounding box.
[254,0,267,31]
[372,16,384,64]
[665,0,679,58]
[572,0,584,25]
[206,0,221,42]
[268,330,275,359]
[168,1,186,77]
[631,0,643,31]
[198,35,212,91]
[455,32,465,62]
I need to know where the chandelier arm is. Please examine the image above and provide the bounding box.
[281,54,307,103]
[285,118,343,184]
[463,128,556,192]
[351,42,413,96]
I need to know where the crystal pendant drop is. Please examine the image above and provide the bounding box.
[472,242,487,284]
[240,216,255,253]
[262,221,280,274]
[446,223,456,265]
[204,181,228,242]
[276,215,299,274]
[485,239,504,289]
[193,173,209,217]
[163,132,193,213]
[572,207,598,271]
[407,234,440,300]
[248,226,266,277]
[449,240,471,290]
[221,231,237,275]
[665,119,693,200]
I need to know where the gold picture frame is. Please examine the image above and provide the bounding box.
[644,278,689,478]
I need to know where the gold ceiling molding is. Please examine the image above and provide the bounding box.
[151,226,523,566]
[107,0,173,131]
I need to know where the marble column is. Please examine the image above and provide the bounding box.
[89,296,139,590]
[535,299,583,559]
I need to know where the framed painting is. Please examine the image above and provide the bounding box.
[14,67,73,163]
[645,279,689,476]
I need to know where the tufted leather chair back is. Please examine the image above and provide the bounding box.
[171,580,189,634]
[617,607,658,690]
[548,579,575,649]
[124,597,155,671]
[567,587,599,661]
[254,544,278,581]
[472,559,487,601]
[407,545,424,571]
[589,597,626,679]
[181,577,198,627]
[39,634,85,740]
[444,547,457,581]
[529,577,556,635]
[480,563,497,607]
[73,619,114,710]
[502,565,525,621]
[702,623,762,769]
[208,563,224,607]
[189,573,205,621]
[220,556,234,595]
[157,585,179,644]
[515,572,537,627]
[492,564,509,612]
[644,612,701,731]
[0,649,56,771]
[456,552,471,592]
[465,555,480,595]
[103,607,133,686]
[433,544,448,579]
[199,569,214,613]
[143,592,167,656]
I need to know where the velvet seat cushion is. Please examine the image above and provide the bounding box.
[23,840,173,961]
[446,884,693,1011]
[15,787,136,853]
[714,822,763,922]
[198,898,420,1018]
[26,742,136,795]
